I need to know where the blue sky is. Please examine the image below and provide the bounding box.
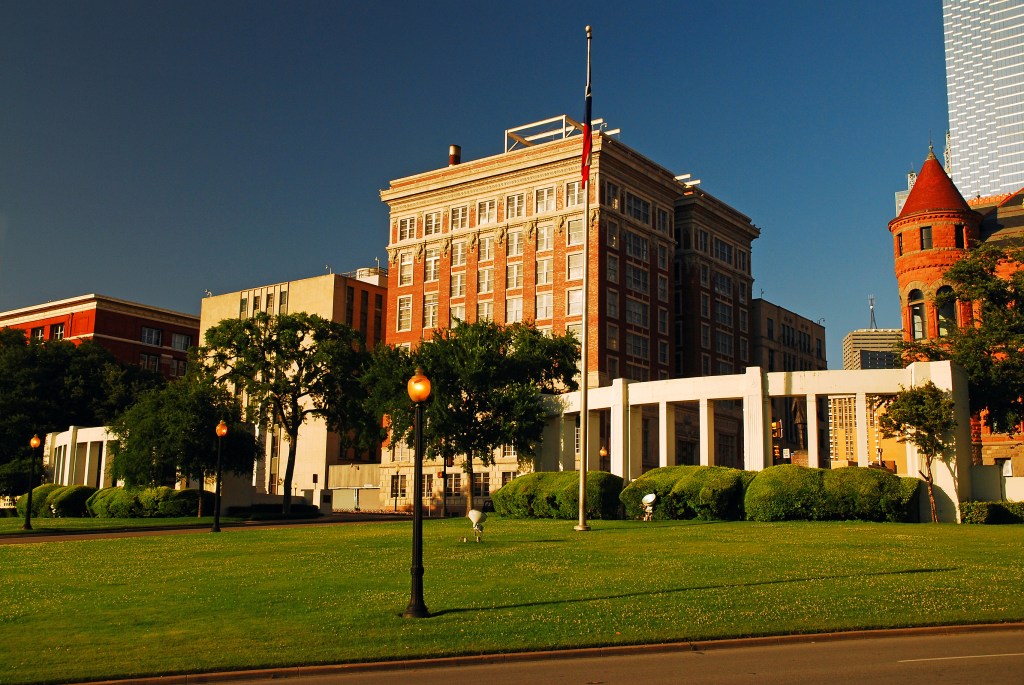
[0,0,948,366]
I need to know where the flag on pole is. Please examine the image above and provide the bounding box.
[581,26,593,188]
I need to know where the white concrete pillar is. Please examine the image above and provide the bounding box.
[699,398,715,466]
[658,401,676,468]
[609,378,630,478]
[743,368,769,471]
[805,394,820,468]
[627,404,643,481]
[560,415,576,472]
[855,392,870,467]
[587,410,602,472]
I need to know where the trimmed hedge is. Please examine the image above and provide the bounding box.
[620,466,701,520]
[961,500,1024,524]
[16,484,65,518]
[49,485,97,518]
[491,471,624,520]
[85,487,213,518]
[670,466,748,521]
[745,465,919,522]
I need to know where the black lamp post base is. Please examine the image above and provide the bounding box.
[402,603,430,619]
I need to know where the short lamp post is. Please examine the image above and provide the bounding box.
[599,445,608,469]
[404,366,431,619]
[23,435,41,531]
[212,420,228,533]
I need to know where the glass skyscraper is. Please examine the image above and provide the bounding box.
[943,0,1024,198]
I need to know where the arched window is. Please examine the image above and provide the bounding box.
[909,289,926,340]
[937,285,957,337]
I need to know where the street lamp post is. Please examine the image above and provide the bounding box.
[404,366,431,619]
[22,435,41,531]
[212,420,228,533]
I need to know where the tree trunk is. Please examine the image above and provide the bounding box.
[282,434,299,515]
[197,470,204,518]
[464,456,474,515]
[923,457,938,523]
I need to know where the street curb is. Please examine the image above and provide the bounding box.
[76,621,1024,685]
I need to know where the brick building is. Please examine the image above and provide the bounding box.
[0,294,199,379]
[749,298,828,462]
[199,269,387,506]
[378,116,762,502]
[890,146,1024,469]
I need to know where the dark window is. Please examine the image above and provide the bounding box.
[955,224,965,249]
[920,226,932,250]
[909,289,926,340]
[937,286,957,337]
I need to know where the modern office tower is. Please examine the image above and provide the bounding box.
[943,0,1024,197]
[842,329,902,370]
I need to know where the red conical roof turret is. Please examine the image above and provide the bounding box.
[897,148,972,218]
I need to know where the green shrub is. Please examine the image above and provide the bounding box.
[49,485,97,517]
[620,466,700,520]
[670,466,746,521]
[491,471,623,520]
[0,508,17,518]
[86,487,121,517]
[157,489,214,517]
[821,467,919,522]
[961,500,1024,524]
[16,484,64,518]
[744,465,827,521]
[491,475,536,517]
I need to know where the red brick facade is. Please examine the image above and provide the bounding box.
[0,294,199,379]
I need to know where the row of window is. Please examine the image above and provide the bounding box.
[140,327,191,351]
[140,354,187,377]
[908,287,958,340]
[601,180,672,235]
[895,224,968,256]
[396,183,587,241]
[239,291,289,317]
[389,470,517,498]
[29,323,64,341]
[685,229,750,274]
[397,288,590,331]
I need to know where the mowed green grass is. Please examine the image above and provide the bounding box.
[0,516,241,535]
[2,518,1022,684]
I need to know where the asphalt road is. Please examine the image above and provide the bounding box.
[182,627,1024,685]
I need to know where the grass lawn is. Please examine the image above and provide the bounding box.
[0,516,243,535]
[2,517,1022,684]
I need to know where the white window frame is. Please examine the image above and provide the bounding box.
[566,180,583,207]
[535,186,555,213]
[506,193,525,219]
[566,288,584,316]
[536,292,553,320]
[452,240,467,266]
[399,251,413,286]
[451,206,468,230]
[507,230,524,257]
[451,272,466,297]
[506,262,523,289]
[567,218,585,246]
[397,295,412,331]
[479,235,494,261]
[424,211,442,236]
[477,199,496,225]
[506,296,523,323]
[537,224,553,252]
[423,293,438,329]
[478,267,494,294]
[477,300,493,321]
[398,217,416,241]
[567,251,584,281]
[537,257,553,285]
[424,247,440,282]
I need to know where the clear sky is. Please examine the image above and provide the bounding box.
[0,0,948,367]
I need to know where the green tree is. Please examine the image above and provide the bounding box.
[876,382,957,523]
[0,328,163,495]
[198,312,372,514]
[365,320,579,513]
[108,377,255,493]
[901,243,1024,436]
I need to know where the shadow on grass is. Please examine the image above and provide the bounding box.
[429,567,957,616]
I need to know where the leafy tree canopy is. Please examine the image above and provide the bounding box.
[0,328,163,495]
[876,381,956,522]
[902,243,1024,435]
[198,312,372,513]
[109,376,255,488]
[364,320,579,511]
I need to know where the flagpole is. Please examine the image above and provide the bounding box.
[575,24,593,533]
